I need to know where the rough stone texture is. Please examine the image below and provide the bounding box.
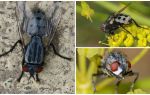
[0,1,75,94]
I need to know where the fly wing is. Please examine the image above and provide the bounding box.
[47,6,62,47]
[15,1,26,49]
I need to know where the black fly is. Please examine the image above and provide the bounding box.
[0,2,71,82]
[101,3,145,35]
[92,51,139,93]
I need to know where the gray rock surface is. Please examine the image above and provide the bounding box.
[0,1,75,94]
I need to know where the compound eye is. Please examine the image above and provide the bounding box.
[110,61,119,71]
[126,61,131,68]
[36,67,43,73]
[22,65,29,72]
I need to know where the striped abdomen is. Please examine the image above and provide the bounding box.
[25,36,44,65]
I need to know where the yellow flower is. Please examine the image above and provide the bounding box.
[147,34,150,42]
[124,24,137,37]
[124,34,134,47]
[137,38,147,47]
[137,29,146,39]
[108,31,126,47]
[99,24,150,47]
[81,1,94,22]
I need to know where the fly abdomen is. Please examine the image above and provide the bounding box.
[25,36,44,64]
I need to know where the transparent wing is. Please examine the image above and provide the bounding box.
[15,1,26,49]
[47,6,62,47]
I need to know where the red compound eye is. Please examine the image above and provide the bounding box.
[36,67,43,73]
[110,61,120,71]
[126,61,131,68]
[22,66,29,72]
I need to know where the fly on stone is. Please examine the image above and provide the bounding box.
[101,3,146,35]
[0,2,71,82]
[92,51,139,93]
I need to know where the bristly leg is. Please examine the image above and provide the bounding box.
[132,19,148,29]
[17,59,25,82]
[129,72,139,91]
[115,80,121,94]
[92,73,103,93]
[50,43,72,61]
[36,73,40,82]
[92,65,105,93]
[120,25,132,35]
[0,40,22,57]
[124,71,139,91]
[120,25,137,40]
[17,71,24,82]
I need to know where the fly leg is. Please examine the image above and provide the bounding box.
[36,73,40,82]
[92,72,105,93]
[49,43,72,61]
[115,80,121,94]
[120,25,137,40]
[17,59,25,82]
[92,66,105,93]
[132,19,148,29]
[17,71,24,82]
[129,72,139,91]
[124,71,139,91]
[120,25,131,34]
[0,40,22,57]
[99,35,109,47]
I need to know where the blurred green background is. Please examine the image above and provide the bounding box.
[76,1,150,47]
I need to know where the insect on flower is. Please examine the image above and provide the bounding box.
[0,2,72,82]
[101,3,146,35]
[92,51,139,93]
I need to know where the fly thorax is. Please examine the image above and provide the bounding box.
[115,14,131,24]
[26,9,47,36]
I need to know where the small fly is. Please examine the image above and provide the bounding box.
[0,1,72,82]
[92,51,139,93]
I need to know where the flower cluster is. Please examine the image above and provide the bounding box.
[81,1,94,22]
[100,24,150,47]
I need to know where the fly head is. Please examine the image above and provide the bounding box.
[22,65,43,80]
[101,51,131,78]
